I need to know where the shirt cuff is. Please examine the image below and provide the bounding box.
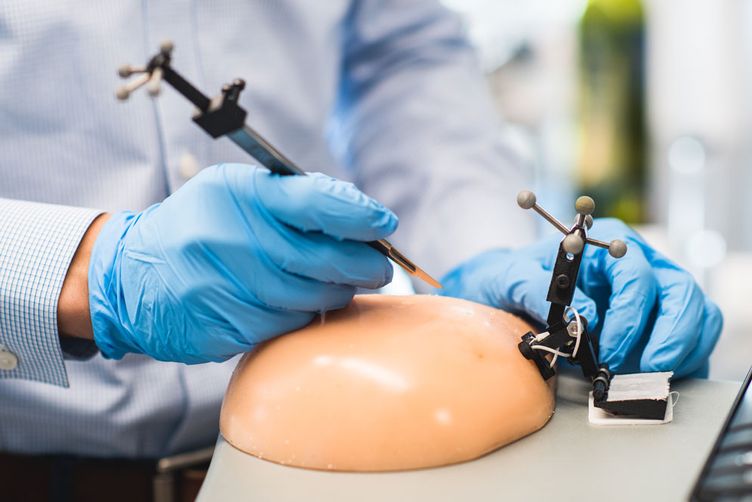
[0,198,102,387]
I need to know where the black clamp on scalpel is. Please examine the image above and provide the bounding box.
[515,191,627,401]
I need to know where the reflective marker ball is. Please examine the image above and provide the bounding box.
[609,240,628,258]
[575,196,595,215]
[517,191,536,210]
[563,234,584,255]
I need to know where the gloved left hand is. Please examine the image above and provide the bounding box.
[439,218,723,378]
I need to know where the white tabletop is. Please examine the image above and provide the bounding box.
[198,376,741,502]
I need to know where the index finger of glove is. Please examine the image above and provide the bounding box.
[668,297,723,378]
[496,260,600,329]
[639,262,710,374]
[254,170,398,242]
[261,225,394,289]
[597,243,659,371]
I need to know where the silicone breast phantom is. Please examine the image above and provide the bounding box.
[220,294,554,471]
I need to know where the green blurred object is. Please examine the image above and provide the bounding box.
[577,0,646,223]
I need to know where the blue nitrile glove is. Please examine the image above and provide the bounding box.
[88,163,396,363]
[440,218,723,378]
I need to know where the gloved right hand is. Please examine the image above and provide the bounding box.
[88,163,397,363]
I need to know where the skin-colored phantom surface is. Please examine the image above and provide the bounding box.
[220,295,555,472]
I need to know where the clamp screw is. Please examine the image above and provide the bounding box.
[567,321,580,337]
[555,274,570,289]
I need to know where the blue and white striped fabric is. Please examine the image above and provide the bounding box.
[0,199,101,386]
[0,0,533,457]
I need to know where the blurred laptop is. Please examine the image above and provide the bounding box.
[692,367,752,500]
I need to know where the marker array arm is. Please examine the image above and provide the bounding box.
[515,191,626,400]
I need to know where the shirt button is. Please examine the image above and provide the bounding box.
[0,347,18,371]
[178,152,201,180]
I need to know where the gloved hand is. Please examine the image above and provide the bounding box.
[89,163,396,363]
[440,218,723,378]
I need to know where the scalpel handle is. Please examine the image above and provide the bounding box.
[369,240,442,289]
[227,126,305,176]
[368,240,415,274]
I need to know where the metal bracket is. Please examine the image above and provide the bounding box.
[515,191,626,399]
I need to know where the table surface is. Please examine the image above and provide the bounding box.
[198,377,741,502]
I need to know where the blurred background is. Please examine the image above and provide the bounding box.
[442,0,752,381]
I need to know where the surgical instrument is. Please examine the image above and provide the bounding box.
[116,41,441,289]
[516,190,627,401]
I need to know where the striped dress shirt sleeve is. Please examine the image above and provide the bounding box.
[0,198,101,387]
